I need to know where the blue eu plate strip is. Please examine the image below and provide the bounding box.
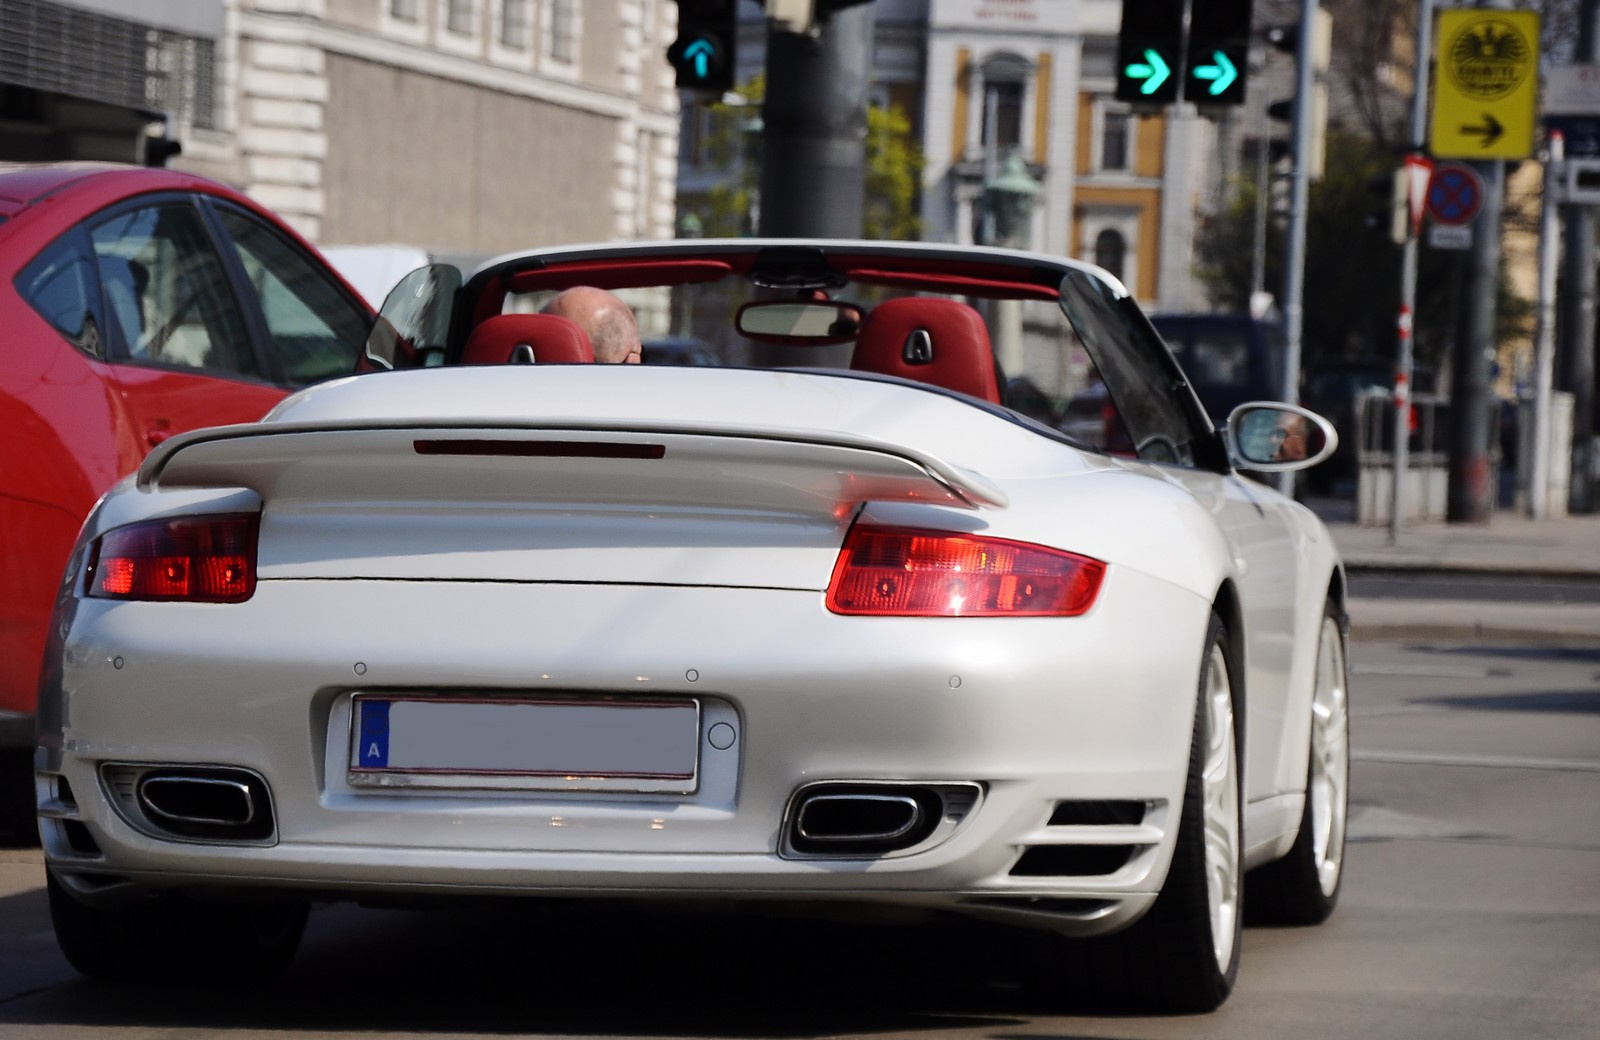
[357,700,390,768]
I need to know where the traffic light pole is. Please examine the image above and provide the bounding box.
[1391,0,1433,542]
[758,3,874,237]
[1276,0,1318,497]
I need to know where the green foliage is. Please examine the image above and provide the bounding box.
[1195,129,1528,378]
[682,73,926,241]
[864,102,924,241]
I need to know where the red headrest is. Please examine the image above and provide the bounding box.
[849,297,1000,403]
[459,314,594,364]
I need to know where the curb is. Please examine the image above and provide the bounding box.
[1348,597,1600,646]
[1343,561,1600,584]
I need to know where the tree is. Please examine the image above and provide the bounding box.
[1195,128,1527,378]
[682,72,925,241]
[863,101,924,240]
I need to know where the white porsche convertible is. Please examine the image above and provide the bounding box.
[37,240,1349,1012]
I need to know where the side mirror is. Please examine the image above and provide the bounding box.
[1225,402,1339,473]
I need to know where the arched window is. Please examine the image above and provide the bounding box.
[1094,228,1127,282]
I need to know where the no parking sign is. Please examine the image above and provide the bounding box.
[1426,163,1485,227]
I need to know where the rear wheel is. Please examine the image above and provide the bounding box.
[48,872,308,985]
[1247,600,1350,924]
[1026,613,1242,1013]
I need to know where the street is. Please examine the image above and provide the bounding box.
[0,629,1595,1039]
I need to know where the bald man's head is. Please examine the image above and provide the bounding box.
[541,286,642,364]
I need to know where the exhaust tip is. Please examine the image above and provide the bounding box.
[786,783,959,856]
[111,766,276,842]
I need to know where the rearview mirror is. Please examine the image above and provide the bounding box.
[735,299,862,344]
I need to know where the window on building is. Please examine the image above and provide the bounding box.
[547,0,577,62]
[390,0,420,22]
[500,0,531,48]
[446,0,475,35]
[978,53,1031,158]
[1094,228,1127,284]
[1102,108,1131,171]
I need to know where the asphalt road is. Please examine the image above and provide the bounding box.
[0,636,1595,1039]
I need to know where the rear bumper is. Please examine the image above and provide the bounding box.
[40,573,1210,936]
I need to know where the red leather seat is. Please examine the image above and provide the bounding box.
[849,298,1001,403]
[458,314,594,364]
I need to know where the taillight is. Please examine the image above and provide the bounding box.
[826,524,1105,617]
[87,514,259,603]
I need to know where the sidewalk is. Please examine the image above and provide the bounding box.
[1308,497,1600,644]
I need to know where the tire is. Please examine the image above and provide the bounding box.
[1025,613,1243,1014]
[1247,600,1350,925]
[48,872,308,985]
[0,747,38,847]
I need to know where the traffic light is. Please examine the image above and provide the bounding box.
[1366,168,1407,245]
[669,0,738,95]
[1115,0,1185,105]
[1263,9,1331,179]
[1186,0,1253,106]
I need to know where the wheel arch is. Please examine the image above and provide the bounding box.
[1209,578,1247,751]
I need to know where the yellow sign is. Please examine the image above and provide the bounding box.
[1430,9,1539,160]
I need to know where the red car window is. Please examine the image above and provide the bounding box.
[88,203,257,378]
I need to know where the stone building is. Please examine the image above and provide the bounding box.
[0,0,681,252]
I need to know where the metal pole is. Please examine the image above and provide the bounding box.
[1532,131,1565,520]
[1390,0,1433,542]
[759,3,874,237]
[1448,154,1503,523]
[1251,98,1269,305]
[1443,0,1510,524]
[1276,0,1319,497]
[1559,0,1600,514]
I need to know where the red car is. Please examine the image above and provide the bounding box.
[1,163,374,838]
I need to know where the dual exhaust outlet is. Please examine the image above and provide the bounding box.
[132,768,275,842]
[787,783,951,856]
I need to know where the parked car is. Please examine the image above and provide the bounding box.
[37,239,1348,1013]
[1149,313,1286,423]
[320,244,489,309]
[0,162,374,839]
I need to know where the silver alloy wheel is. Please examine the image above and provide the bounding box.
[1202,642,1241,973]
[1310,613,1350,897]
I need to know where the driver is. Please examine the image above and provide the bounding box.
[541,286,641,364]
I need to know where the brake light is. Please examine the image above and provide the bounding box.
[826,525,1105,617]
[88,514,259,603]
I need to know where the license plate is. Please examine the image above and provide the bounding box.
[348,695,701,793]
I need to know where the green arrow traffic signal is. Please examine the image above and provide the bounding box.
[1124,49,1172,96]
[1190,50,1237,96]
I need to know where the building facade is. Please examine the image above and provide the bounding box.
[675,0,1220,312]
[0,0,681,253]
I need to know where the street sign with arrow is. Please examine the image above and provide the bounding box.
[1429,8,1538,160]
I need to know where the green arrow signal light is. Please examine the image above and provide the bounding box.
[682,38,716,79]
[1123,48,1172,96]
[1191,50,1238,97]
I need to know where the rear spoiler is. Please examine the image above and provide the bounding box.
[140,420,1009,511]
